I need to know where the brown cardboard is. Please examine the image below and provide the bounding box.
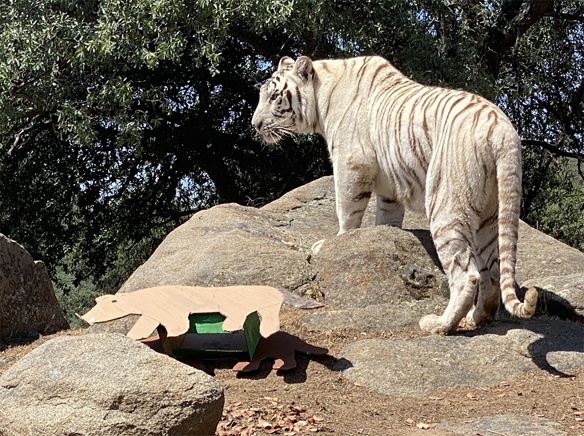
[81,285,283,342]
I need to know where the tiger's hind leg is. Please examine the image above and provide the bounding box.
[465,215,500,328]
[419,220,480,334]
[375,195,405,227]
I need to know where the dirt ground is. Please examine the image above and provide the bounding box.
[1,307,583,436]
[212,308,584,436]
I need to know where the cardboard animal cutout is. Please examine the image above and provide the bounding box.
[81,285,283,340]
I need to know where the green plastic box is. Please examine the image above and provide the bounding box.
[171,311,261,359]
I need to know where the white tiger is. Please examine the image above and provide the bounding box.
[251,55,537,334]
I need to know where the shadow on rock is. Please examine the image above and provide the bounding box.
[462,318,584,378]
[406,228,443,272]
[517,285,584,323]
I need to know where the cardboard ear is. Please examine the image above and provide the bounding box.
[278,56,295,71]
[294,56,313,81]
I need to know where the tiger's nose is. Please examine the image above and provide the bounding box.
[252,121,263,132]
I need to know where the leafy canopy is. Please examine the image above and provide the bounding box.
[0,0,582,324]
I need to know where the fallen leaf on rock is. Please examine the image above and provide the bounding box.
[416,422,436,429]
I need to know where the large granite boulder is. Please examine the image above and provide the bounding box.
[0,333,223,436]
[336,318,584,398]
[117,176,584,321]
[79,176,583,434]
[0,234,68,341]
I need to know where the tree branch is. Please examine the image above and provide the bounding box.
[522,139,584,161]
[481,0,555,78]
[558,12,584,22]
[8,114,46,156]
[228,26,289,63]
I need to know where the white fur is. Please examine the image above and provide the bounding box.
[253,56,536,334]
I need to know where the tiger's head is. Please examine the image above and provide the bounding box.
[252,56,317,144]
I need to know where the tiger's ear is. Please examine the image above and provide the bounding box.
[294,56,313,81]
[278,56,295,71]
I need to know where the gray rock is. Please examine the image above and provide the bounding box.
[0,234,68,340]
[119,203,311,294]
[313,225,446,309]
[516,222,584,285]
[0,333,223,436]
[522,273,584,317]
[261,175,340,242]
[300,297,448,332]
[336,319,584,398]
[116,177,582,310]
[278,287,324,309]
[439,415,566,436]
[118,177,434,297]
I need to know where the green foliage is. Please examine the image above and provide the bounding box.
[54,261,102,329]
[0,0,582,320]
[535,182,584,253]
[522,147,584,252]
[496,0,584,248]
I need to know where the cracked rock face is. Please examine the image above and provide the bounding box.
[438,415,568,436]
[109,177,451,336]
[336,319,584,398]
[118,203,313,294]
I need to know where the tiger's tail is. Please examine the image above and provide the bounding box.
[496,131,537,317]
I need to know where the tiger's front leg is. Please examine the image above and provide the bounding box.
[311,159,375,256]
[375,195,405,228]
[334,160,375,235]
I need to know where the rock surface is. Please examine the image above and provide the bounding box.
[336,319,584,398]
[0,333,223,436]
[107,176,584,411]
[0,234,68,340]
[118,203,312,293]
[313,225,447,309]
[438,415,567,436]
[119,176,584,308]
[522,273,584,317]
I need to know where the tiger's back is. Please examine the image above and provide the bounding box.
[252,55,537,334]
[311,57,509,209]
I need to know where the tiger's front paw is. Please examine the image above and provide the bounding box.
[419,314,449,335]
